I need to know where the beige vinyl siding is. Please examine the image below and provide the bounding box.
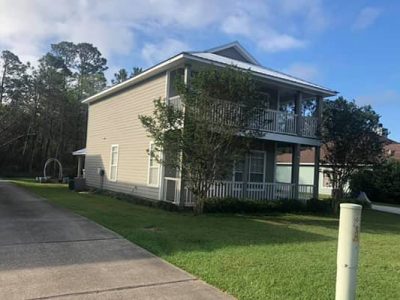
[85,73,166,200]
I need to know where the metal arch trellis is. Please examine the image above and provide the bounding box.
[43,158,63,180]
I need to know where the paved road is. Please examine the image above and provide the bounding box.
[0,181,233,300]
[371,203,400,215]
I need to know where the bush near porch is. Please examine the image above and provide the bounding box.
[11,179,400,300]
[203,197,331,213]
[350,159,400,205]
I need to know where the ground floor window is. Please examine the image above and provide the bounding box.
[109,144,119,182]
[147,142,160,186]
[248,151,265,182]
[233,159,245,182]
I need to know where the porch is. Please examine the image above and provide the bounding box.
[161,140,320,207]
[179,181,314,206]
[168,96,320,139]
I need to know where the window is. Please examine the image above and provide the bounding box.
[233,159,245,182]
[322,171,332,187]
[249,151,265,182]
[147,143,160,186]
[168,69,184,97]
[323,171,332,188]
[109,145,119,182]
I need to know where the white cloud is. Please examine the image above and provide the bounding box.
[284,63,319,81]
[352,7,383,31]
[0,0,330,66]
[258,34,306,52]
[141,38,189,66]
[220,0,327,53]
[356,90,399,106]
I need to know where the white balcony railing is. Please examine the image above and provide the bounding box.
[167,96,318,138]
[182,181,314,206]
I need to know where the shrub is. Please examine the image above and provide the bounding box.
[204,197,331,214]
[350,159,400,204]
[91,189,180,211]
[306,198,332,213]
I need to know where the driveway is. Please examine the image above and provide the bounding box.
[0,181,233,299]
[371,203,400,215]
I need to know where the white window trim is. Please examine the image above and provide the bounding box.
[248,150,266,183]
[147,142,160,187]
[109,144,119,182]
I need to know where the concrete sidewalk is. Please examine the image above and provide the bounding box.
[0,181,233,299]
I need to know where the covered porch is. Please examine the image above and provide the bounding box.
[162,140,321,206]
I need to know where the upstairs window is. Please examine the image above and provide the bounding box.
[109,145,119,182]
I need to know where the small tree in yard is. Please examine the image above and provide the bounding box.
[321,97,384,200]
[139,67,266,213]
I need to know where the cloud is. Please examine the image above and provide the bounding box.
[0,0,330,66]
[356,90,399,106]
[220,0,327,53]
[141,38,189,66]
[283,63,319,81]
[352,7,382,31]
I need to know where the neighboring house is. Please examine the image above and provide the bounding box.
[276,140,400,196]
[81,41,337,206]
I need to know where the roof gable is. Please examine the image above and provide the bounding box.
[206,41,260,65]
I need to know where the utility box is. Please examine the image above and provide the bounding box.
[74,177,86,192]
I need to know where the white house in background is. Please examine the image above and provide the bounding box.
[276,141,400,196]
[81,41,337,206]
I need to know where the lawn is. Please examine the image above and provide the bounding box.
[12,179,400,300]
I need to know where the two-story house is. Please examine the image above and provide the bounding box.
[81,42,337,206]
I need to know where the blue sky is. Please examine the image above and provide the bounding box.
[0,0,399,140]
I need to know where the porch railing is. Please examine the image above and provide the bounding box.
[166,96,318,138]
[182,181,314,206]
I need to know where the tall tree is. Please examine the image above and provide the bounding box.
[0,41,109,176]
[0,50,27,105]
[131,67,142,77]
[321,97,384,199]
[111,68,128,84]
[140,67,266,213]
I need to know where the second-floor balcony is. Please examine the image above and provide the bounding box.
[167,96,320,139]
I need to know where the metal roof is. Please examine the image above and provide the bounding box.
[187,51,337,95]
[82,42,337,104]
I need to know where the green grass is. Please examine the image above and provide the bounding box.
[11,179,400,300]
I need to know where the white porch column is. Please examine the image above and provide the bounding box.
[242,152,249,198]
[295,92,302,136]
[316,95,323,135]
[77,156,82,178]
[291,143,301,200]
[313,146,321,199]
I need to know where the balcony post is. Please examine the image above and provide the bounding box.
[313,146,321,199]
[243,153,249,198]
[316,95,323,136]
[291,143,300,200]
[184,64,191,85]
[295,92,302,136]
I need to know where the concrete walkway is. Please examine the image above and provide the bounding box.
[371,203,400,215]
[0,181,233,300]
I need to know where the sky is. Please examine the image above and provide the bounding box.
[0,0,399,140]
